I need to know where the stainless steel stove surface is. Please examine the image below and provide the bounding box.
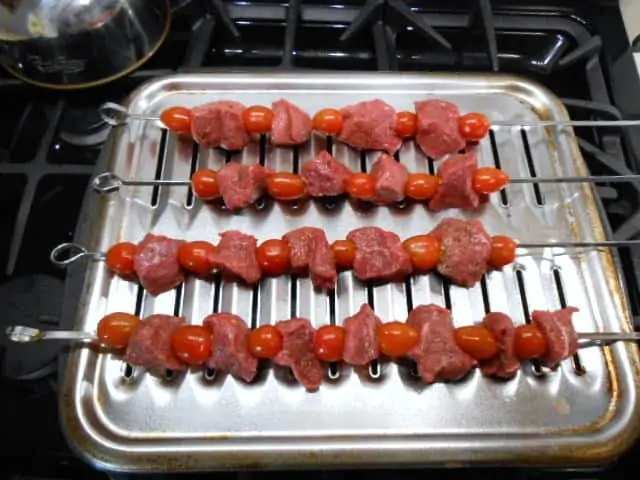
[2,0,640,477]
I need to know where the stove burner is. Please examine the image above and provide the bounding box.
[339,0,500,71]
[341,0,451,51]
[206,0,240,38]
[58,107,111,147]
[0,274,64,380]
[171,0,194,10]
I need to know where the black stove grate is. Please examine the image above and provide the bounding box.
[2,0,640,476]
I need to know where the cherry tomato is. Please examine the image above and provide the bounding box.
[345,173,375,200]
[331,240,357,270]
[458,112,491,141]
[97,312,141,349]
[266,173,307,201]
[243,105,274,135]
[314,325,346,362]
[473,167,511,195]
[160,107,192,134]
[378,322,419,357]
[454,325,500,361]
[489,235,518,269]
[405,173,441,201]
[191,169,220,200]
[106,242,137,278]
[178,241,216,276]
[248,325,283,359]
[313,108,344,135]
[402,235,441,272]
[396,111,417,138]
[257,239,291,277]
[513,324,547,359]
[171,325,212,365]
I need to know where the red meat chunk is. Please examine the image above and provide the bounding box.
[347,227,412,282]
[370,153,409,204]
[531,308,579,369]
[300,150,352,197]
[408,304,477,383]
[191,101,250,151]
[480,312,520,379]
[274,318,324,391]
[216,163,269,210]
[414,99,466,159]
[203,313,257,383]
[134,234,185,296]
[271,99,312,146]
[211,231,261,284]
[125,315,187,372]
[429,152,484,212]
[338,99,403,155]
[283,227,337,290]
[429,218,491,287]
[343,303,382,366]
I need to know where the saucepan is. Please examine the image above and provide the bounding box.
[0,0,170,89]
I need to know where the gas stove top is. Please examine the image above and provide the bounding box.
[2,0,640,477]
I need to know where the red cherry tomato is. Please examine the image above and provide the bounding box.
[178,241,217,276]
[171,325,212,365]
[191,169,220,201]
[314,325,346,362]
[378,322,419,357]
[458,112,491,141]
[266,173,307,201]
[313,109,344,135]
[243,105,274,135]
[402,235,441,272]
[257,239,291,277]
[160,107,192,134]
[473,167,511,195]
[513,324,547,359]
[489,235,518,269]
[248,325,283,359]
[345,173,375,200]
[106,242,137,278]
[331,240,357,270]
[396,111,417,138]
[405,173,441,201]
[454,325,500,361]
[97,312,141,349]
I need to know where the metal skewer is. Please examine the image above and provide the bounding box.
[6,325,95,343]
[492,119,640,129]
[49,238,640,271]
[518,240,640,249]
[509,174,640,184]
[99,102,161,127]
[100,101,640,131]
[93,172,190,194]
[6,324,638,349]
[91,170,640,196]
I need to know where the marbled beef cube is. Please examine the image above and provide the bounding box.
[191,100,250,151]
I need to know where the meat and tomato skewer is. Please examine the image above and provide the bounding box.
[92,150,640,213]
[101,97,640,160]
[49,219,640,297]
[7,304,638,391]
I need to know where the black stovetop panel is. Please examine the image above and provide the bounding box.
[1,0,640,477]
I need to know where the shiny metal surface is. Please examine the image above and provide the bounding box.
[493,119,640,127]
[6,325,95,343]
[60,72,640,472]
[50,242,106,266]
[0,0,170,89]
[509,174,640,184]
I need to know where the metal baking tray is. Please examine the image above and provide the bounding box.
[59,72,640,472]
